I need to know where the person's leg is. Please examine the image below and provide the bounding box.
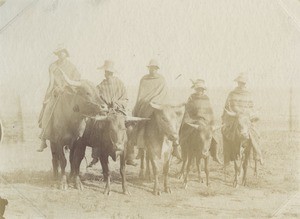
[135,128,145,159]
[249,129,263,165]
[87,147,99,167]
[37,132,48,152]
[210,138,221,164]
[172,141,181,160]
[126,140,137,166]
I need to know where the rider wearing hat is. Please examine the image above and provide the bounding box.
[222,73,263,165]
[37,47,81,152]
[87,60,138,167]
[131,59,182,160]
[180,79,221,164]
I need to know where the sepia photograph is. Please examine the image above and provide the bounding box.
[0,0,299,218]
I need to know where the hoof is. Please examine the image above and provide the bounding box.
[198,178,204,183]
[233,181,238,188]
[183,183,188,190]
[75,177,84,190]
[164,187,172,194]
[60,176,68,190]
[178,173,183,180]
[254,171,258,178]
[153,189,161,196]
[123,189,131,196]
[103,189,111,196]
[60,182,68,190]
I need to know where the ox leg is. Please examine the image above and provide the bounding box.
[139,151,145,179]
[58,144,68,190]
[178,148,187,180]
[100,155,111,196]
[72,139,86,190]
[184,157,193,189]
[145,151,152,182]
[163,159,171,194]
[178,159,187,180]
[151,158,161,196]
[242,147,250,186]
[204,157,210,187]
[233,160,238,188]
[120,153,130,195]
[196,156,203,183]
[254,160,258,177]
[50,142,59,180]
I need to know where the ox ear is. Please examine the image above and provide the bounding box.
[73,104,80,112]
[186,123,199,129]
[224,109,236,117]
[125,116,150,128]
[125,116,150,122]
[150,102,163,110]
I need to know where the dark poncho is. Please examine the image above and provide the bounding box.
[179,93,214,146]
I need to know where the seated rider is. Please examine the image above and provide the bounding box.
[37,47,81,152]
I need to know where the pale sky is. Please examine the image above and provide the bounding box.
[0,0,300,112]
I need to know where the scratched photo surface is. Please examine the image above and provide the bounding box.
[0,0,299,218]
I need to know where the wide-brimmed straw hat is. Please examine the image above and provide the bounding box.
[234,73,248,83]
[53,46,69,57]
[191,79,207,90]
[147,59,159,69]
[98,60,117,73]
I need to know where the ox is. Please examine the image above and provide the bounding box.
[139,102,185,195]
[47,80,102,189]
[70,110,147,195]
[222,109,258,187]
[179,121,220,187]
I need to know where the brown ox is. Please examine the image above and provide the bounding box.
[47,80,102,189]
[222,109,258,187]
[179,120,219,187]
[139,102,185,195]
[70,110,147,195]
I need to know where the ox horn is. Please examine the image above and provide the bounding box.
[186,123,199,129]
[224,109,236,117]
[125,116,150,122]
[93,115,107,121]
[150,102,163,110]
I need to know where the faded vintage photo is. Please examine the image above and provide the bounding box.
[0,0,299,218]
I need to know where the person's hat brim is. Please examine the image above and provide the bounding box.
[97,65,117,73]
[234,77,247,83]
[54,48,69,57]
[147,65,159,69]
[191,85,207,90]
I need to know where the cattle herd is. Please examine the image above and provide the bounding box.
[41,80,260,196]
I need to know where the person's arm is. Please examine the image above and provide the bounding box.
[116,80,128,110]
[43,65,56,103]
[206,98,215,126]
[58,67,81,86]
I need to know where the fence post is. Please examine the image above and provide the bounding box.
[17,94,24,142]
[289,86,293,132]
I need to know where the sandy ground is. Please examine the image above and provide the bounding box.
[0,126,299,218]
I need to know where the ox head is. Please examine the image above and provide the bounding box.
[72,80,103,117]
[150,102,185,144]
[186,121,214,158]
[94,113,149,160]
[224,109,257,141]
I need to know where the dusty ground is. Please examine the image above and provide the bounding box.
[0,123,299,218]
